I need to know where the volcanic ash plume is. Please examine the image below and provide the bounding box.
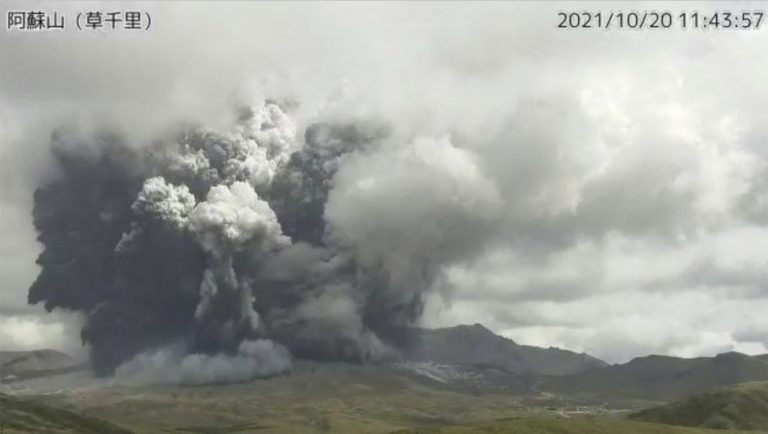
[28,102,501,384]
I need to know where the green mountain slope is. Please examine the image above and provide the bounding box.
[628,381,768,430]
[391,416,755,434]
[0,393,133,434]
[546,352,768,401]
[28,361,527,433]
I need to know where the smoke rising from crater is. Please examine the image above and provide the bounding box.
[28,101,500,380]
[6,2,768,369]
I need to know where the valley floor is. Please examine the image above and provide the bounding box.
[392,417,759,434]
[3,361,764,434]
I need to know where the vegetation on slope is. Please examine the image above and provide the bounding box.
[0,392,133,434]
[547,352,768,401]
[629,381,768,431]
[391,416,756,434]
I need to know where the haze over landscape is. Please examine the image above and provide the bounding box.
[1,1,767,433]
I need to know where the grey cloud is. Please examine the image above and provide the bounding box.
[1,1,768,369]
[643,257,768,300]
[732,323,768,347]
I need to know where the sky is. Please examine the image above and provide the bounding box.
[1,1,767,364]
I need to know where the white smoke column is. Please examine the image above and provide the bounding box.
[131,177,197,229]
[128,105,294,342]
[116,177,197,254]
[221,102,297,188]
[189,102,298,190]
[187,181,289,342]
[188,182,289,254]
[115,106,296,380]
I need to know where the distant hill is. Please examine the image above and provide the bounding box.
[0,392,133,434]
[547,352,768,401]
[0,349,85,383]
[401,324,607,376]
[629,381,768,431]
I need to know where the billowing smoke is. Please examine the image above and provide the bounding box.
[115,339,291,386]
[28,101,501,382]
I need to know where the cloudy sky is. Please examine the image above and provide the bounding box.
[1,1,767,364]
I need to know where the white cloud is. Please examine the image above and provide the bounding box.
[0,310,86,358]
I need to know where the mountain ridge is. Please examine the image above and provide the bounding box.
[1,349,87,384]
[546,350,768,401]
[400,323,607,376]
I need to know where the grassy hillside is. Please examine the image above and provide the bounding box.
[629,381,768,431]
[37,362,527,433]
[546,352,768,401]
[3,348,765,433]
[391,417,756,434]
[0,392,133,434]
[4,361,763,434]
